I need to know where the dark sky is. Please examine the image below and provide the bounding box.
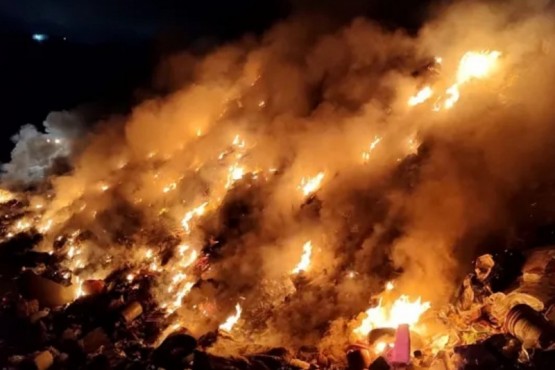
[0,0,434,160]
[0,0,290,43]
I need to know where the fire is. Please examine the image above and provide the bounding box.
[374,341,393,354]
[299,172,325,197]
[0,189,15,203]
[219,303,242,332]
[362,136,383,161]
[353,294,431,338]
[163,182,177,193]
[181,202,208,233]
[456,50,502,83]
[292,241,312,274]
[226,163,245,188]
[409,50,501,111]
[408,86,433,106]
[385,281,394,291]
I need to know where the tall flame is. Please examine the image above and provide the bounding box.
[292,241,312,274]
[219,303,242,332]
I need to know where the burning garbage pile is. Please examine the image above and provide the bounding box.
[2,1,555,368]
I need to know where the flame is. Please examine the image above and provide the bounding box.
[0,189,15,203]
[385,281,394,291]
[73,277,84,299]
[408,86,433,106]
[226,163,245,188]
[362,136,382,162]
[353,295,431,338]
[374,341,393,354]
[163,182,177,193]
[299,172,325,197]
[181,202,208,233]
[38,219,53,233]
[456,51,501,83]
[409,50,501,111]
[219,303,242,332]
[292,241,312,274]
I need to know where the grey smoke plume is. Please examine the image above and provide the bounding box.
[2,110,86,186]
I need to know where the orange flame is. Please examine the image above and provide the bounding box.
[353,293,431,338]
[181,202,208,233]
[299,172,325,197]
[219,303,242,332]
[292,241,312,274]
[0,189,15,203]
[408,86,433,106]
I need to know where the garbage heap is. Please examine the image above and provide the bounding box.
[3,231,555,370]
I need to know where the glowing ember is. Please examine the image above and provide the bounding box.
[219,303,242,332]
[292,241,312,274]
[385,281,394,291]
[353,295,431,338]
[299,172,325,197]
[408,86,433,106]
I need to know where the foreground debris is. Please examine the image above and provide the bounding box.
[4,234,555,369]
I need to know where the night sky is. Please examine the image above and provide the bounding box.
[0,0,432,160]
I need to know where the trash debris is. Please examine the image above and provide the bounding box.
[121,301,143,322]
[504,304,555,348]
[368,356,391,370]
[346,344,371,370]
[32,349,54,370]
[475,254,495,282]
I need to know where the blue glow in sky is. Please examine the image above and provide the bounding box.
[32,33,48,42]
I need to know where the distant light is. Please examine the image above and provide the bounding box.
[32,33,48,42]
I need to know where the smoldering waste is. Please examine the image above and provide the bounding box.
[4,172,555,369]
[3,0,555,369]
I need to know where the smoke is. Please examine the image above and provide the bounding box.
[4,0,555,352]
[2,110,87,186]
